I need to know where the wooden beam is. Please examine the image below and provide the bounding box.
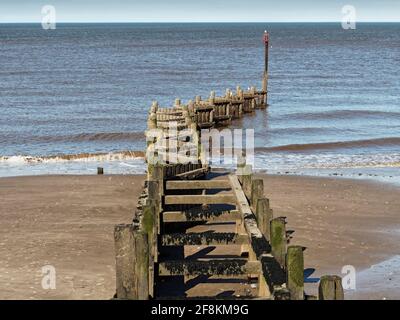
[256,198,273,241]
[228,175,264,241]
[114,224,149,300]
[159,260,261,276]
[270,217,287,267]
[163,209,241,222]
[318,275,344,300]
[175,167,209,180]
[164,194,236,205]
[161,232,249,246]
[287,246,305,300]
[166,180,231,190]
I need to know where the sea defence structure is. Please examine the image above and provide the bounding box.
[113,32,344,300]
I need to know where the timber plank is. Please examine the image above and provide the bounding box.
[161,232,249,246]
[166,180,231,190]
[159,260,261,276]
[164,194,236,205]
[163,209,240,222]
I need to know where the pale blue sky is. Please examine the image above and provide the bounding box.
[1,0,399,22]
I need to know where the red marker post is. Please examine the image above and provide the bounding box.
[263,31,269,75]
[262,31,270,106]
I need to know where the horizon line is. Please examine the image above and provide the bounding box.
[1,21,400,24]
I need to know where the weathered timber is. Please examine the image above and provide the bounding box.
[250,178,264,208]
[175,167,209,180]
[142,204,157,297]
[228,175,266,255]
[114,224,149,300]
[159,260,261,276]
[164,194,236,205]
[270,217,287,267]
[287,245,305,300]
[318,275,344,300]
[166,180,231,190]
[236,157,246,184]
[241,166,253,201]
[161,232,249,246]
[163,209,241,222]
[256,198,273,241]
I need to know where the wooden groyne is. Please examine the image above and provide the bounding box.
[113,32,344,300]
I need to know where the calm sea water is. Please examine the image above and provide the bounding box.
[0,23,399,183]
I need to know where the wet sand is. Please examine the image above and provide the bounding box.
[263,175,400,299]
[0,174,399,299]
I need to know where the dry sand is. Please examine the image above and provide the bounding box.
[0,174,399,300]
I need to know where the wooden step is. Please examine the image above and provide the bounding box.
[158,260,261,276]
[165,180,231,190]
[161,232,248,246]
[157,117,186,122]
[163,209,241,222]
[174,167,209,180]
[195,106,214,112]
[214,115,231,122]
[164,194,236,205]
[197,122,215,129]
[156,123,187,130]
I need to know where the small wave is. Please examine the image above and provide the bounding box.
[282,110,400,121]
[0,150,145,164]
[42,132,145,143]
[256,137,400,153]
[0,132,145,145]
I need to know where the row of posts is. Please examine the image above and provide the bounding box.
[147,85,267,132]
[238,162,344,300]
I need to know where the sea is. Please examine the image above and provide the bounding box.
[1,23,399,184]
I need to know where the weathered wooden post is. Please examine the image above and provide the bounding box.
[188,99,195,115]
[238,87,244,116]
[250,178,264,208]
[182,106,191,127]
[209,90,216,105]
[287,245,305,300]
[195,95,201,105]
[148,163,164,195]
[236,155,246,184]
[241,165,253,200]
[144,180,161,298]
[174,98,181,109]
[151,100,159,112]
[256,198,273,240]
[270,217,287,267]
[262,31,269,107]
[250,86,256,111]
[114,224,149,300]
[318,275,344,300]
[148,101,158,130]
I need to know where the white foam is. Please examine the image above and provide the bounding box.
[0,151,145,165]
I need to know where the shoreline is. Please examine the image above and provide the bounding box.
[0,174,399,299]
[0,168,399,188]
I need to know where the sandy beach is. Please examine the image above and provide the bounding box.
[0,174,399,300]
